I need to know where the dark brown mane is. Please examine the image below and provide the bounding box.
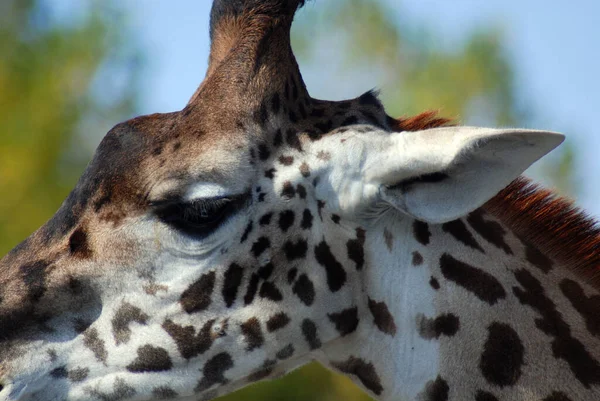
[394,112,600,290]
[485,177,600,289]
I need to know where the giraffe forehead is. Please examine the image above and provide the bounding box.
[85,113,252,204]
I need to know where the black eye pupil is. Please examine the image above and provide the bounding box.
[155,196,247,238]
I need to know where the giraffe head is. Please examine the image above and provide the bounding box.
[0,1,564,400]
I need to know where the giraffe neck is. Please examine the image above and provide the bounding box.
[320,209,600,401]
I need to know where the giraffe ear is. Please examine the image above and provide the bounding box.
[375,126,565,223]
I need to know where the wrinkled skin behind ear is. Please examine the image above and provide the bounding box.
[316,126,564,224]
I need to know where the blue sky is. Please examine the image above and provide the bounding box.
[94,1,600,217]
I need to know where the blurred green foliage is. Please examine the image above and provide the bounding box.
[0,1,575,401]
[0,0,142,254]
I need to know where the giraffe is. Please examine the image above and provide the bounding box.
[1,0,599,400]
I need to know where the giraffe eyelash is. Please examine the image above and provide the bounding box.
[152,194,249,238]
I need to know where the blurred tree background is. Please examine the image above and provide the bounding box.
[0,0,142,255]
[0,0,575,400]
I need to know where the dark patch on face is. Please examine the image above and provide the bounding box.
[258,192,267,202]
[195,352,234,393]
[284,239,308,261]
[276,344,295,360]
[419,376,449,401]
[467,210,513,255]
[266,312,291,332]
[244,273,260,305]
[152,146,163,156]
[412,251,424,266]
[241,317,264,351]
[480,322,524,387]
[513,268,600,387]
[296,184,307,199]
[50,366,68,379]
[83,327,107,364]
[301,319,321,350]
[162,319,214,359]
[152,387,179,400]
[300,162,311,177]
[279,155,294,166]
[259,213,273,226]
[180,271,216,314]
[281,181,296,199]
[429,277,440,290]
[328,306,359,336]
[315,240,347,292]
[286,128,303,152]
[301,209,313,230]
[111,302,149,345]
[68,367,89,383]
[368,298,397,336]
[223,263,244,308]
[560,278,600,337]
[279,210,295,232]
[287,268,298,284]
[172,142,182,152]
[20,260,51,303]
[440,253,506,305]
[240,221,253,243]
[257,262,274,280]
[347,228,366,271]
[331,356,383,396]
[265,168,277,179]
[542,392,573,401]
[293,273,315,306]
[69,227,92,259]
[259,281,283,302]
[442,220,484,253]
[413,221,431,246]
[252,237,271,258]
[126,345,173,373]
[524,241,554,273]
[475,390,499,401]
[418,313,459,339]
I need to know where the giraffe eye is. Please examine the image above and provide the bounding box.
[153,195,247,237]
